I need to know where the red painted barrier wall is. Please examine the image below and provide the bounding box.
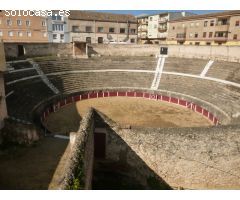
[41,91,220,126]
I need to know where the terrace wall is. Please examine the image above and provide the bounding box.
[4,43,73,59]
[89,44,240,62]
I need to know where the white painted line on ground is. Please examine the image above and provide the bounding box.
[6,69,155,85]
[8,67,36,73]
[54,135,69,140]
[5,91,14,98]
[163,71,240,88]
[200,60,214,77]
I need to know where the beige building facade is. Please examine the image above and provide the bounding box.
[137,12,195,44]
[167,10,240,46]
[0,10,48,43]
[0,41,7,129]
[68,11,138,44]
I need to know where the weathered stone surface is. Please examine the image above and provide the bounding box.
[49,108,94,190]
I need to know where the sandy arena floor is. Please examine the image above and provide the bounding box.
[44,97,212,133]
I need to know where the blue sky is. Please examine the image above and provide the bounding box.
[95,10,224,16]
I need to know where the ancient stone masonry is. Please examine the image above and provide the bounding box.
[95,111,240,189]
[49,109,95,189]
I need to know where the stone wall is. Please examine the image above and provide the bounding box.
[88,44,240,62]
[1,118,40,145]
[0,42,7,130]
[49,109,94,189]
[4,43,73,59]
[107,124,240,189]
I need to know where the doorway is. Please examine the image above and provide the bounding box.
[17,45,25,57]
[94,132,106,159]
[98,37,103,44]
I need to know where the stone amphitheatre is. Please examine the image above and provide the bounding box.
[0,43,240,189]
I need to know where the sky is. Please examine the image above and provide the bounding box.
[95,10,224,16]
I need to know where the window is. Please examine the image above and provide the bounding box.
[0,31,3,37]
[7,19,12,26]
[209,32,213,38]
[26,20,30,26]
[130,38,135,43]
[52,15,62,21]
[53,24,63,31]
[8,31,13,37]
[53,34,57,39]
[17,20,22,26]
[72,26,80,32]
[194,33,198,38]
[60,34,64,40]
[17,31,23,37]
[172,26,175,30]
[97,27,104,33]
[43,32,47,38]
[236,21,240,26]
[233,34,238,40]
[120,28,125,33]
[206,42,211,45]
[150,17,153,21]
[215,31,228,38]
[210,20,214,26]
[86,26,92,33]
[86,37,91,43]
[98,37,103,43]
[130,29,136,34]
[42,21,46,27]
[195,42,200,46]
[109,27,115,33]
[27,31,31,37]
[203,32,207,38]
[204,21,208,27]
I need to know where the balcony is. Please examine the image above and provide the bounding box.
[158,33,167,39]
[214,36,228,42]
[158,27,167,32]
[138,28,147,32]
[176,33,186,41]
[214,24,229,32]
[158,18,168,23]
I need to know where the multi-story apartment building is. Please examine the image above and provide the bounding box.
[137,11,195,44]
[167,10,240,46]
[0,10,48,43]
[47,10,70,43]
[68,11,138,44]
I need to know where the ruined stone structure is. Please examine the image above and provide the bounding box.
[2,44,240,189]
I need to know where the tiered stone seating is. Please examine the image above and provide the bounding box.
[158,74,240,124]
[5,78,54,121]
[206,61,240,83]
[35,56,157,74]
[9,61,33,70]
[164,57,208,75]
[4,70,38,82]
[48,72,154,94]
